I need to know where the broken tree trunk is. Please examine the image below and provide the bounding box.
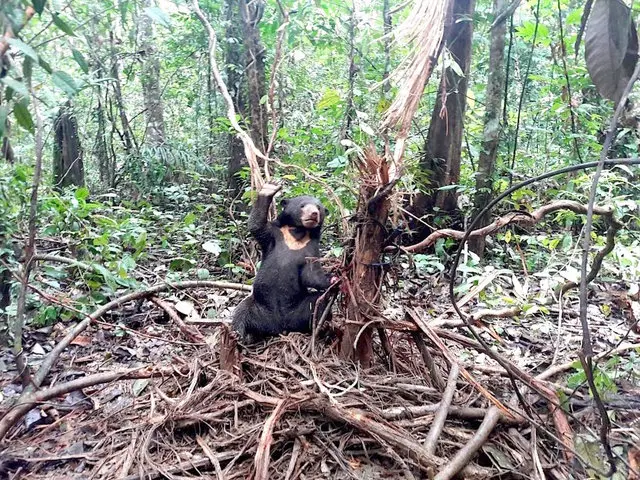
[340,1,450,367]
[52,102,84,190]
[340,149,392,367]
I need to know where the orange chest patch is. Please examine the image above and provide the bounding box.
[280,226,310,250]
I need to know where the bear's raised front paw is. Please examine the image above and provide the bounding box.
[259,182,282,198]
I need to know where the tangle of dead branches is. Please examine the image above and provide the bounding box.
[448,156,640,474]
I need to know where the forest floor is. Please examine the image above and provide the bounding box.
[1,271,640,479]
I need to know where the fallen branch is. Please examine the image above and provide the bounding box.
[33,254,104,273]
[8,280,249,431]
[196,435,224,480]
[434,406,502,480]
[411,331,445,390]
[150,296,205,343]
[424,363,459,455]
[122,452,239,480]
[0,365,185,442]
[240,387,487,477]
[419,314,576,462]
[254,399,288,480]
[471,306,522,323]
[536,342,640,381]
[409,310,517,421]
[393,200,614,253]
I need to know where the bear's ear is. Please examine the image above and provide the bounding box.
[280,198,289,209]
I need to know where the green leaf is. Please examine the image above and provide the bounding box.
[23,57,33,81]
[13,100,34,134]
[144,7,172,28]
[7,39,38,62]
[75,187,90,201]
[197,268,210,279]
[169,257,195,271]
[1,77,29,97]
[327,155,347,169]
[52,70,79,96]
[38,57,53,74]
[93,234,109,246]
[94,264,117,290]
[317,89,341,110]
[71,49,89,74]
[184,212,196,225]
[0,106,7,139]
[52,13,76,36]
[32,0,46,15]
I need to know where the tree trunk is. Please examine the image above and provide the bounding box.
[140,0,166,146]
[1,137,14,163]
[340,151,391,367]
[53,103,84,190]
[207,53,215,162]
[226,0,247,197]
[417,0,475,217]
[239,0,268,154]
[0,84,15,163]
[94,64,113,188]
[341,5,357,141]
[382,0,392,95]
[110,32,136,156]
[469,0,507,256]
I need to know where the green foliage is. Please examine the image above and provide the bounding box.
[51,13,76,37]
[412,254,445,274]
[567,359,619,399]
[52,71,80,97]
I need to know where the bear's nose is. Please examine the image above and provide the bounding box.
[309,211,318,220]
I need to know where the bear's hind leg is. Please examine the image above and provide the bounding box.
[286,293,331,334]
[231,296,261,344]
[232,295,285,343]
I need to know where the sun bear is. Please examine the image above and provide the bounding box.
[232,183,332,343]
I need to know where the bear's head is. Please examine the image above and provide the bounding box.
[277,196,326,231]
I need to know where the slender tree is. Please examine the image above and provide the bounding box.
[469,0,507,256]
[110,31,136,156]
[93,62,113,187]
[239,0,268,154]
[225,0,247,196]
[139,0,166,146]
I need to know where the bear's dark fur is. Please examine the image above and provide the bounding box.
[232,183,332,343]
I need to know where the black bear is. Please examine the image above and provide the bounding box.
[232,183,332,343]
